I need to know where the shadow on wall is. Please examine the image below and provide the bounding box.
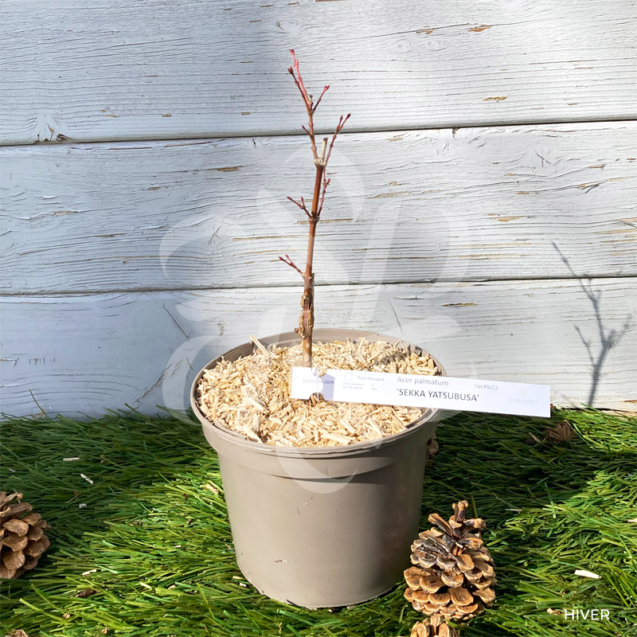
[552,242,633,406]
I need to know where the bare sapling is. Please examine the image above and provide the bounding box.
[279,50,350,367]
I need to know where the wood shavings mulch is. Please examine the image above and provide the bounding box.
[196,338,441,448]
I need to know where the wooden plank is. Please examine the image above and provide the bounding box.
[1,278,635,416]
[1,0,636,145]
[2,122,635,294]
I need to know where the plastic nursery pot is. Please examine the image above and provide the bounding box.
[190,328,446,609]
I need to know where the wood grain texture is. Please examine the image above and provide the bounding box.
[2,122,636,294]
[1,0,636,145]
[1,278,635,416]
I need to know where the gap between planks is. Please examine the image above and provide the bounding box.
[2,274,637,299]
[2,115,637,150]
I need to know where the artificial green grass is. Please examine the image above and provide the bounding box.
[1,408,636,637]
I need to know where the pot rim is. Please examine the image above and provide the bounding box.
[190,328,446,457]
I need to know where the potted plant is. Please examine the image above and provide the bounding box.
[190,51,446,609]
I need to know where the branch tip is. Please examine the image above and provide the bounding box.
[279,254,304,278]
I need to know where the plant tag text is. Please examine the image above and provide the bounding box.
[290,368,550,417]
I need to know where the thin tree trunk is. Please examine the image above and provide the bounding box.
[298,143,326,366]
[280,51,350,368]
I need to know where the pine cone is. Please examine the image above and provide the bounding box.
[411,615,459,637]
[0,492,50,579]
[545,420,575,443]
[404,500,496,621]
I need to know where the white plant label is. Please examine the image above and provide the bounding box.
[290,368,550,417]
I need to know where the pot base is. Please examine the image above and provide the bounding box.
[248,574,397,610]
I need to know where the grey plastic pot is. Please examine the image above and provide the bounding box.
[190,329,445,609]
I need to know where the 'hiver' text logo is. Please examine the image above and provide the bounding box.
[564,609,610,620]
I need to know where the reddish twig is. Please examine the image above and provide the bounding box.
[288,50,312,110]
[317,177,331,219]
[324,114,350,170]
[286,195,311,218]
[289,49,320,161]
[284,50,350,366]
[316,113,350,216]
[313,85,330,111]
[279,254,304,278]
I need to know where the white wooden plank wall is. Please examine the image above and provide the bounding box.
[2,280,636,415]
[0,0,635,415]
[2,123,636,293]
[2,0,636,144]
